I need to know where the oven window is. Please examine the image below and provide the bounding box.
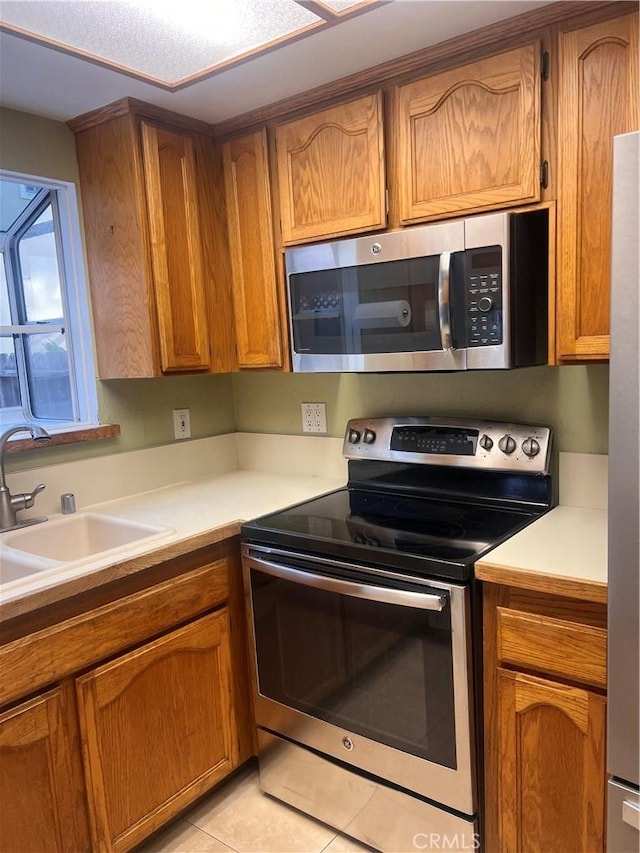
[250,569,457,770]
[289,257,442,356]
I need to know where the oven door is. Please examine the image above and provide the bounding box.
[243,545,477,816]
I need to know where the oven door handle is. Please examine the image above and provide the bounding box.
[438,251,453,351]
[246,555,447,612]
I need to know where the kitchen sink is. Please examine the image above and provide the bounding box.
[0,551,53,585]
[2,513,173,565]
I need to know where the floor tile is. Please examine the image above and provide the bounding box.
[188,770,337,853]
[322,833,375,852]
[137,819,236,853]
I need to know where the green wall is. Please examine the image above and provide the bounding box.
[2,106,610,475]
[232,365,609,454]
[1,107,237,473]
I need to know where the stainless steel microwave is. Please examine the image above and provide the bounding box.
[285,209,549,372]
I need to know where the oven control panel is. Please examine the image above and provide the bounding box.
[343,417,552,474]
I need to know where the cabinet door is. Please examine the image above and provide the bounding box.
[141,122,211,372]
[498,669,606,853]
[556,13,638,361]
[275,92,386,244]
[223,129,283,367]
[75,113,158,378]
[76,609,238,852]
[0,684,90,853]
[396,43,541,223]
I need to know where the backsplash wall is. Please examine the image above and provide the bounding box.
[2,108,609,475]
[232,365,609,454]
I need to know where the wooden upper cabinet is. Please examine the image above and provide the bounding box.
[275,92,386,244]
[556,13,639,362]
[0,685,90,853]
[76,609,238,852]
[72,100,236,378]
[222,129,283,368]
[395,43,541,223]
[140,122,211,372]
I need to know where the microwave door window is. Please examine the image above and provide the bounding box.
[290,269,349,355]
[289,257,444,356]
[353,257,442,354]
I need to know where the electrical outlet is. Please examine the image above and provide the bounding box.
[301,402,327,434]
[173,408,191,440]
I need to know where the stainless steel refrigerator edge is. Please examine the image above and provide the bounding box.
[607,130,640,852]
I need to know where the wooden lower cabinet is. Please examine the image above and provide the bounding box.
[0,682,90,852]
[0,540,253,853]
[497,669,606,852]
[76,609,238,851]
[482,583,607,852]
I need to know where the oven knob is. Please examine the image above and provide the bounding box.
[522,437,541,458]
[348,428,361,444]
[363,429,376,444]
[498,434,516,455]
[478,296,493,313]
[479,434,493,451]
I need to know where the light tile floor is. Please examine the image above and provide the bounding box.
[137,764,372,853]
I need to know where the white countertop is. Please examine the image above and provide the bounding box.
[2,441,609,616]
[1,434,346,619]
[476,505,607,603]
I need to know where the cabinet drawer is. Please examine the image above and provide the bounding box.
[496,607,607,689]
[0,560,228,707]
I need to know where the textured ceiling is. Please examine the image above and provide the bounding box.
[0,1,555,125]
[0,0,329,84]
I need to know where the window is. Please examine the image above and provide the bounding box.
[0,173,97,431]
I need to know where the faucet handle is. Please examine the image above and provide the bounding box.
[24,482,46,508]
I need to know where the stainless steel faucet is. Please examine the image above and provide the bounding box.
[0,425,51,532]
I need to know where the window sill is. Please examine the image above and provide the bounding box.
[5,424,121,454]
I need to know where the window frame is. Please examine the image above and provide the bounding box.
[0,169,98,432]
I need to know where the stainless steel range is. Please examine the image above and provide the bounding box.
[241,417,554,852]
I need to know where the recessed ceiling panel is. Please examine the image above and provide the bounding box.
[322,0,373,10]
[0,0,326,85]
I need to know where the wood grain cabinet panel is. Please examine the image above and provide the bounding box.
[141,122,211,372]
[73,100,236,378]
[483,584,608,852]
[395,43,541,223]
[556,12,638,361]
[497,669,606,853]
[222,129,284,367]
[76,609,239,852]
[496,607,607,689]
[0,684,90,853]
[275,92,386,244]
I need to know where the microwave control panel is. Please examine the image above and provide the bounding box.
[465,247,502,347]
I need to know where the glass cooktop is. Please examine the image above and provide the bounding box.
[242,487,539,581]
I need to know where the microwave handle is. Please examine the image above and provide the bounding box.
[438,251,453,351]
